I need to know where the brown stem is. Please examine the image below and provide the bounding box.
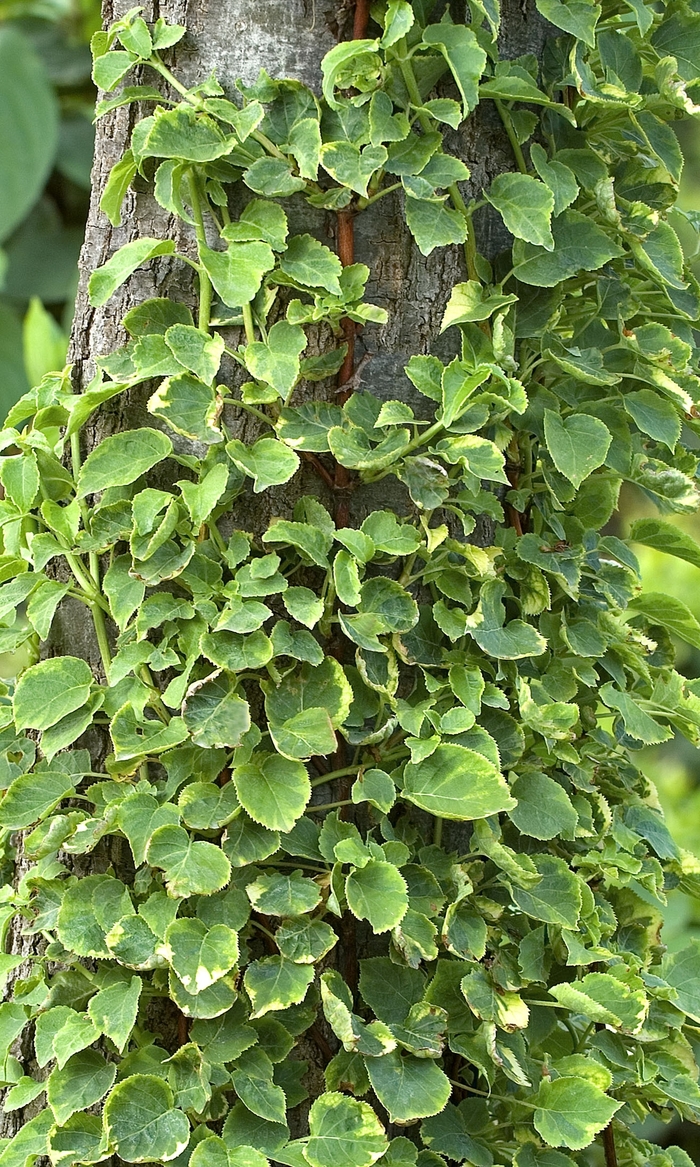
[301,450,336,490]
[602,1124,618,1167]
[353,0,371,38]
[310,1023,335,1064]
[177,1012,189,1047]
[505,455,526,536]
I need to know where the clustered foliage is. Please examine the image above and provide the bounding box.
[2,1,700,1165]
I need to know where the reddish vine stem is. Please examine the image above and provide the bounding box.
[353,0,371,37]
[602,1124,618,1167]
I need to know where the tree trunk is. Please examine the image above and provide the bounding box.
[2,0,550,1139]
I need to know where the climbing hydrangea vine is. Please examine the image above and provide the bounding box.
[2,2,700,1166]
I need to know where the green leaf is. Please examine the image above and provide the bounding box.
[101,150,137,225]
[549,972,647,1033]
[422,1103,492,1164]
[224,200,288,250]
[661,939,700,1023]
[629,518,700,569]
[284,587,325,629]
[320,142,388,198]
[534,0,600,46]
[57,872,132,960]
[77,427,172,497]
[111,705,190,760]
[486,174,554,249]
[441,281,517,329]
[89,238,176,307]
[382,0,415,46]
[183,674,251,749]
[88,976,141,1053]
[305,1092,388,1167]
[192,1138,269,1167]
[405,197,468,257]
[0,768,76,829]
[244,157,306,198]
[164,917,239,994]
[244,321,307,394]
[279,234,343,295]
[148,373,223,444]
[543,410,611,489]
[104,1074,190,1163]
[163,324,224,382]
[630,590,700,650]
[345,860,408,933]
[533,1077,621,1150]
[277,402,343,452]
[244,956,314,1018]
[233,752,310,832]
[34,1006,99,1069]
[511,855,582,927]
[231,1048,287,1124]
[508,772,578,840]
[530,145,579,214]
[630,221,686,290]
[403,744,515,820]
[513,210,622,287]
[421,25,487,116]
[321,38,380,109]
[623,389,680,450]
[48,1049,116,1126]
[365,1052,451,1123]
[179,463,229,528]
[224,814,280,867]
[179,780,240,830]
[599,680,672,744]
[248,871,321,916]
[1,451,39,512]
[146,824,232,897]
[13,656,93,732]
[200,240,275,307]
[436,434,509,483]
[277,918,338,964]
[0,28,58,243]
[139,106,231,162]
[227,437,300,493]
[651,7,700,81]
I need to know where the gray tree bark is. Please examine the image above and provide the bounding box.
[1,0,551,1139]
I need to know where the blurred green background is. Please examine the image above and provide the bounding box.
[1,0,700,1147]
[0,0,100,413]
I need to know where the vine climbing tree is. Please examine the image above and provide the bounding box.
[2,1,700,1166]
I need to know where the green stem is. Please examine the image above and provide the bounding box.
[90,602,113,674]
[241,302,256,345]
[150,57,197,102]
[448,1080,536,1108]
[310,799,354,811]
[311,765,360,788]
[230,399,274,427]
[188,172,212,333]
[447,182,480,283]
[494,99,528,175]
[433,817,443,846]
[358,181,402,208]
[396,46,432,132]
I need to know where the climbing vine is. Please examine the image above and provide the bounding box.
[1,1,700,1165]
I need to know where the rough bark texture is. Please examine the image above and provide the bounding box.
[1,0,552,1139]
